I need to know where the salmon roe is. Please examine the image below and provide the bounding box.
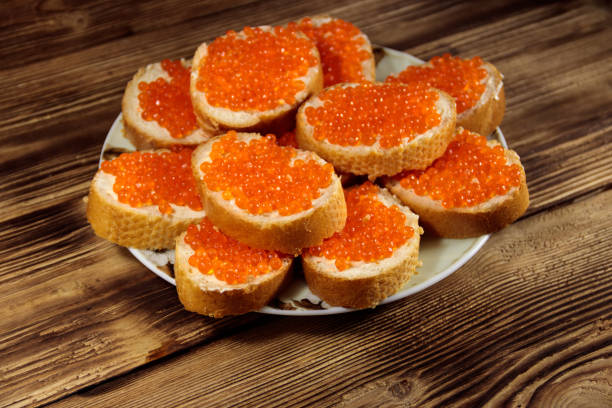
[289,17,372,87]
[185,218,286,284]
[200,131,334,216]
[306,182,413,270]
[304,82,440,148]
[395,129,522,208]
[196,26,319,112]
[275,130,298,148]
[137,59,198,138]
[100,147,203,214]
[386,54,487,113]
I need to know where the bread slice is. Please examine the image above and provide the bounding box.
[87,152,206,249]
[293,15,375,86]
[191,132,347,255]
[384,130,529,238]
[122,59,217,150]
[386,56,505,136]
[295,83,457,178]
[302,184,422,309]
[190,26,323,134]
[175,224,292,318]
[456,62,505,136]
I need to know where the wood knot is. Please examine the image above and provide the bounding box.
[388,379,413,399]
[338,374,426,407]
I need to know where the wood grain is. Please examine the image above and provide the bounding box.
[1,0,609,213]
[0,0,610,407]
[0,0,257,69]
[48,189,612,408]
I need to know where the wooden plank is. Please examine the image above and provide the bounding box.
[0,0,531,70]
[0,0,257,69]
[47,189,612,408]
[0,231,265,407]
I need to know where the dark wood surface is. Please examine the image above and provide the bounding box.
[1,1,610,407]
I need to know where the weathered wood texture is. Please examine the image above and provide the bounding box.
[50,190,612,408]
[0,0,610,407]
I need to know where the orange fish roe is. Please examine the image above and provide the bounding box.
[137,59,198,138]
[290,18,371,87]
[100,147,203,214]
[275,130,298,148]
[196,26,319,112]
[200,131,333,216]
[386,54,487,114]
[396,129,522,208]
[305,82,440,149]
[306,182,413,270]
[185,218,285,284]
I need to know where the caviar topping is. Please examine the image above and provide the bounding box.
[304,82,440,148]
[275,130,298,148]
[306,182,413,270]
[396,129,522,208]
[386,54,487,113]
[196,26,319,112]
[100,147,203,214]
[290,17,372,87]
[200,131,334,216]
[137,59,198,139]
[185,218,286,284]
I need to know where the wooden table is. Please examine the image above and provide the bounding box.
[1,1,611,406]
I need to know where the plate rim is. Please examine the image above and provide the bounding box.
[101,46,504,316]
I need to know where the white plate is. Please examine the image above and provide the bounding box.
[101,47,506,316]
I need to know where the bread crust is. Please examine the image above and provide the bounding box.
[302,187,422,309]
[457,62,505,136]
[175,231,292,318]
[384,144,529,238]
[87,170,206,249]
[121,59,217,150]
[295,84,457,178]
[190,26,323,134]
[191,133,347,255]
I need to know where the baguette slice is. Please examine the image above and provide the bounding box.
[122,59,217,149]
[384,128,529,238]
[296,82,457,178]
[190,25,323,133]
[87,149,206,249]
[192,132,347,254]
[292,16,375,86]
[456,62,505,137]
[386,54,505,136]
[302,182,422,309]
[175,220,292,318]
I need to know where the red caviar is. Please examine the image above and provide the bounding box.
[137,59,198,138]
[304,82,440,148]
[290,17,372,87]
[395,129,522,208]
[275,130,298,148]
[185,218,286,284]
[196,26,319,112]
[306,182,413,270]
[100,147,203,214]
[386,54,487,113]
[200,131,333,216]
